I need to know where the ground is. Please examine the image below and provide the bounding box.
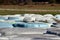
[0,4,60,15]
[0,4,60,10]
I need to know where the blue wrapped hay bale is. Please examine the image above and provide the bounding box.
[0,16,7,20]
[25,23,50,28]
[8,17,20,20]
[0,22,13,28]
[7,16,24,22]
[12,22,25,28]
[13,22,51,29]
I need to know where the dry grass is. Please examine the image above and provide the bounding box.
[0,4,60,10]
[0,4,60,15]
[0,10,60,15]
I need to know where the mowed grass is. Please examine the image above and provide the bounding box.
[0,4,60,10]
[0,10,60,15]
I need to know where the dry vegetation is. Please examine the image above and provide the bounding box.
[0,4,60,10]
[0,4,60,15]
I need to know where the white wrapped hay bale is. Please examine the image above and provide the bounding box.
[32,15,44,22]
[24,14,35,17]
[43,14,56,23]
[54,15,60,21]
[23,17,35,22]
[24,14,31,17]
[44,14,54,20]
[46,18,57,23]
[44,14,54,18]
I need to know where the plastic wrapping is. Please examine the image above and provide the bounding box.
[0,22,13,28]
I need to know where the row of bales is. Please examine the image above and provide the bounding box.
[0,14,60,28]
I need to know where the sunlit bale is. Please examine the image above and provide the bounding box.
[47,19,57,24]
[32,14,44,22]
[23,16,35,22]
[54,15,60,22]
[24,14,35,17]
[43,14,56,23]
[44,14,54,19]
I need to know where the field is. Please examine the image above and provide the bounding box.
[0,4,60,15]
[0,4,60,10]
